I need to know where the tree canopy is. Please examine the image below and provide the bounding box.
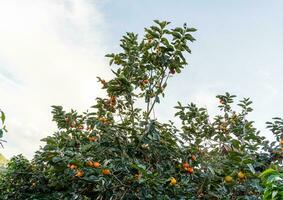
[0,20,282,200]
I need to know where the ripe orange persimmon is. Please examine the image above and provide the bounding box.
[68,164,77,170]
[88,136,97,142]
[187,167,194,174]
[102,169,111,175]
[93,162,101,168]
[191,155,196,161]
[142,79,149,84]
[75,170,84,177]
[86,160,94,167]
[183,162,189,169]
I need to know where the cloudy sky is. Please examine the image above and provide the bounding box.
[1,0,282,159]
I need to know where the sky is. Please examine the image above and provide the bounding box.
[0,0,283,159]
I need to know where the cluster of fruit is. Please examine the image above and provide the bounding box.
[224,171,246,184]
[67,161,111,178]
[170,156,197,186]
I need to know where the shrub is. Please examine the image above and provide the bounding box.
[260,168,283,200]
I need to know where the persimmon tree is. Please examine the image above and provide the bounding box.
[0,21,282,200]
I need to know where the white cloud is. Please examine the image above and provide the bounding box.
[0,0,109,159]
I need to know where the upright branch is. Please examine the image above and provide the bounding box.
[103,20,196,125]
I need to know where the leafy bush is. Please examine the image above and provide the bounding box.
[260,168,283,200]
[0,20,282,200]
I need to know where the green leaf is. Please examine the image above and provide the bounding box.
[186,28,197,32]
[52,156,61,163]
[247,163,255,174]
[171,31,182,39]
[145,28,160,38]
[1,110,5,124]
[173,27,184,33]
[208,166,215,176]
[272,191,278,199]
[154,20,170,29]
[150,26,161,33]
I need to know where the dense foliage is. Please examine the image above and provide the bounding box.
[0,21,282,199]
[260,168,283,200]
